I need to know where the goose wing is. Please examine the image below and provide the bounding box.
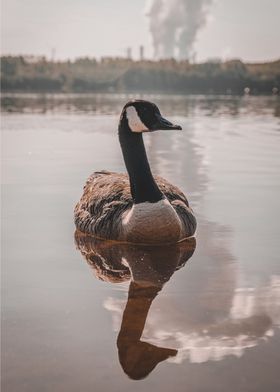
[74,171,196,239]
[74,170,133,239]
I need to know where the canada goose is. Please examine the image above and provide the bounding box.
[74,100,196,244]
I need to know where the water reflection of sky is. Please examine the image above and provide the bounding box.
[104,275,280,365]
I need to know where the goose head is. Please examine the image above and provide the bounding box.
[119,100,182,134]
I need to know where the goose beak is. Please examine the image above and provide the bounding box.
[151,113,182,131]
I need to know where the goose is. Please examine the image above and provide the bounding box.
[74,100,196,244]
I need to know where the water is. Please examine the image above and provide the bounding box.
[1,94,280,391]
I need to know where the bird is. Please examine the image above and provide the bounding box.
[74,100,196,244]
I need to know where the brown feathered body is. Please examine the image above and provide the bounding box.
[74,170,196,244]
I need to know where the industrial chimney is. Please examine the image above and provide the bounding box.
[139,45,144,61]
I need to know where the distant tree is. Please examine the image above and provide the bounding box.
[1,56,279,94]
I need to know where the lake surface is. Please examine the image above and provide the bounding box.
[2,94,280,392]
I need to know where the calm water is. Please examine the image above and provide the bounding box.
[2,94,280,392]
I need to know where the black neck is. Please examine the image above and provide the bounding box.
[118,123,163,204]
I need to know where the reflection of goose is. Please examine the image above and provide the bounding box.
[75,231,196,379]
[104,277,279,366]
[74,100,196,244]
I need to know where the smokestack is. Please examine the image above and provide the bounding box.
[140,45,144,60]
[51,47,56,62]
[126,47,132,59]
[145,0,213,60]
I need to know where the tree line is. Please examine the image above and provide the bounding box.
[1,56,279,94]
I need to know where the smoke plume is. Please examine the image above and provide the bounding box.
[145,0,213,60]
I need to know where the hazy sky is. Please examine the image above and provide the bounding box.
[1,0,280,62]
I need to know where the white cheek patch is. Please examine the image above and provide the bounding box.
[126,106,149,133]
